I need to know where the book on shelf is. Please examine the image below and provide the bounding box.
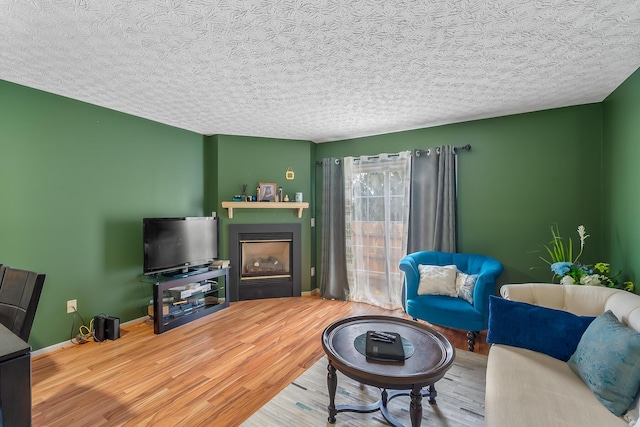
[148,303,181,317]
[210,260,230,269]
[148,305,169,317]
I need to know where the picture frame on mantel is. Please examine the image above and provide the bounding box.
[259,182,276,202]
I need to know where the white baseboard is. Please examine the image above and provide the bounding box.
[301,288,319,297]
[31,316,149,358]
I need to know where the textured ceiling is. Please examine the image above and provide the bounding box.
[1,1,639,143]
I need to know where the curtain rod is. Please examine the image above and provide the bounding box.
[415,144,471,157]
[315,144,472,165]
[314,153,399,165]
[315,159,339,165]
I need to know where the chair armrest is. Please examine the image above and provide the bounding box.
[471,261,504,315]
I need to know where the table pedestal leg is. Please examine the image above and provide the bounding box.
[410,385,423,427]
[328,379,438,426]
[327,361,337,423]
[428,383,437,404]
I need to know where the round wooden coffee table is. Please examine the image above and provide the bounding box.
[321,315,455,427]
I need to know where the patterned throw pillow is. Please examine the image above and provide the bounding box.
[456,272,478,305]
[568,310,640,416]
[417,264,458,297]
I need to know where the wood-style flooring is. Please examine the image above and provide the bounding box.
[31,297,488,426]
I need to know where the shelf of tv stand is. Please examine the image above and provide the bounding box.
[142,267,230,334]
[221,201,309,219]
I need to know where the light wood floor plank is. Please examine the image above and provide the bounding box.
[31,297,488,426]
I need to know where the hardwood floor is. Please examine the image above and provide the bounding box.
[31,297,488,426]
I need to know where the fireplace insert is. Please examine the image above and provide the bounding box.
[228,224,301,301]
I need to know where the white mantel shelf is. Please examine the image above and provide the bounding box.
[221,201,309,219]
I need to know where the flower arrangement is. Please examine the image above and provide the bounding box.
[535,224,635,292]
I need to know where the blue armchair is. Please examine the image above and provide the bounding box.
[399,251,503,351]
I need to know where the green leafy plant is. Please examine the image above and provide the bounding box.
[537,224,588,266]
[533,224,635,292]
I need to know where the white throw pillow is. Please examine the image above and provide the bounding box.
[417,264,458,296]
[456,272,479,305]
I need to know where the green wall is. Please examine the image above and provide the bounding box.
[315,105,604,286]
[3,66,638,350]
[603,67,640,290]
[0,80,205,350]
[204,134,314,294]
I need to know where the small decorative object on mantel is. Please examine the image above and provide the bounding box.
[285,167,295,180]
[259,182,276,202]
[241,184,249,202]
[531,224,635,292]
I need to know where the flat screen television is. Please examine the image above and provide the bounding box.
[143,216,219,275]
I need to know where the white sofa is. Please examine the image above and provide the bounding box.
[485,283,640,427]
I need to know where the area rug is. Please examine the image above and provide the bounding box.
[241,350,487,426]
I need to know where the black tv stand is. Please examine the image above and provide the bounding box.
[141,267,230,334]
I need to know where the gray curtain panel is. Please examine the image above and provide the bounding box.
[407,145,457,253]
[319,158,349,300]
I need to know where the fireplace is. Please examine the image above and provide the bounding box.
[228,223,301,301]
[241,240,291,278]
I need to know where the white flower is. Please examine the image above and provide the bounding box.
[560,275,576,285]
[577,225,590,250]
[580,274,602,286]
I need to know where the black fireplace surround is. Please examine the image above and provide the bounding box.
[228,223,301,301]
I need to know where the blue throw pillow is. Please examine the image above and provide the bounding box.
[568,310,640,416]
[486,295,595,361]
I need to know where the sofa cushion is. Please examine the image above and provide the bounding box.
[417,264,457,296]
[487,296,595,361]
[486,345,629,426]
[568,310,640,416]
[456,272,478,304]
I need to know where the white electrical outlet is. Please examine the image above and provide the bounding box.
[67,299,77,314]
[311,267,315,277]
